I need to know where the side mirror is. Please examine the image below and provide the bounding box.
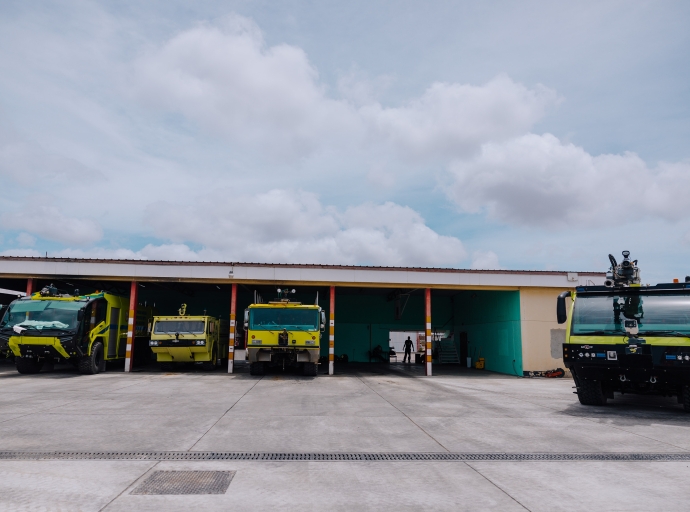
[556,291,571,324]
[320,311,326,332]
[243,310,249,329]
[77,309,84,321]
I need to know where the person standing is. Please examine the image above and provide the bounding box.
[403,336,414,363]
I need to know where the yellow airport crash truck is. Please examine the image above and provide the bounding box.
[559,251,690,411]
[0,284,152,374]
[244,291,325,376]
[149,305,227,372]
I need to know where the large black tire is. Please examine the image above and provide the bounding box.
[78,341,104,375]
[249,362,265,376]
[201,346,217,372]
[16,357,43,374]
[683,385,690,413]
[577,379,607,406]
[302,362,318,377]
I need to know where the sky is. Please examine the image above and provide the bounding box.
[0,0,689,283]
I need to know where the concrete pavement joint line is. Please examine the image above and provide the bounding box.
[98,460,161,512]
[5,451,690,461]
[434,380,690,453]
[0,374,159,425]
[356,375,450,452]
[463,461,531,511]
[187,376,264,451]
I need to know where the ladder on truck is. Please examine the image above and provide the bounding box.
[437,338,460,364]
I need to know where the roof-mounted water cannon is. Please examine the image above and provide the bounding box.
[39,284,59,297]
[37,283,77,298]
[276,288,296,302]
[604,251,640,288]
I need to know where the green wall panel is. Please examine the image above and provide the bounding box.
[453,290,522,376]
[333,291,455,362]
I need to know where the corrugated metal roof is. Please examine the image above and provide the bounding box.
[0,256,603,276]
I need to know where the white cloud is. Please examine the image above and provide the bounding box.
[15,233,36,247]
[2,7,689,277]
[1,198,467,267]
[447,133,690,227]
[336,69,394,107]
[0,123,101,186]
[131,16,354,160]
[359,76,558,161]
[471,250,502,270]
[143,190,466,266]
[0,248,41,258]
[0,12,561,266]
[131,16,557,164]
[1,207,103,246]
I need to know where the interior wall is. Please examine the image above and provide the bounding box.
[139,285,231,320]
[333,290,454,362]
[453,290,522,376]
[519,287,573,372]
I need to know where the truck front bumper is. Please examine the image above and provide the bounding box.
[151,346,213,363]
[9,336,76,360]
[247,347,320,364]
[564,343,690,394]
[149,338,214,363]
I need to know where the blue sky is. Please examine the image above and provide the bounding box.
[1,0,689,283]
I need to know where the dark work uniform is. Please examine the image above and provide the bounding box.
[403,338,414,363]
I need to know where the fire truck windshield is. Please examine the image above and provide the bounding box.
[572,293,690,336]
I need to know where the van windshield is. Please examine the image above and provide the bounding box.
[154,320,205,334]
[250,308,319,331]
[0,299,84,331]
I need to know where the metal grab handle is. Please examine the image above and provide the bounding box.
[89,320,107,342]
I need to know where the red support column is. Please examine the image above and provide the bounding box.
[90,300,97,331]
[425,288,432,376]
[329,286,335,375]
[124,281,138,372]
[24,279,35,321]
[228,283,237,374]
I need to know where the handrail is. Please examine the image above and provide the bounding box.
[89,320,107,342]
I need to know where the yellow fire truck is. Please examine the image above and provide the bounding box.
[0,284,152,374]
[244,290,325,376]
[559,251,690,411]
[149,305,227,371]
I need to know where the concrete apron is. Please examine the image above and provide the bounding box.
[0,363,690,510]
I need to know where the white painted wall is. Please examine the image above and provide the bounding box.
[520,288,574,372]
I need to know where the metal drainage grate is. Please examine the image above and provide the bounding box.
[131,471,235,495]
[0,451,689,462]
